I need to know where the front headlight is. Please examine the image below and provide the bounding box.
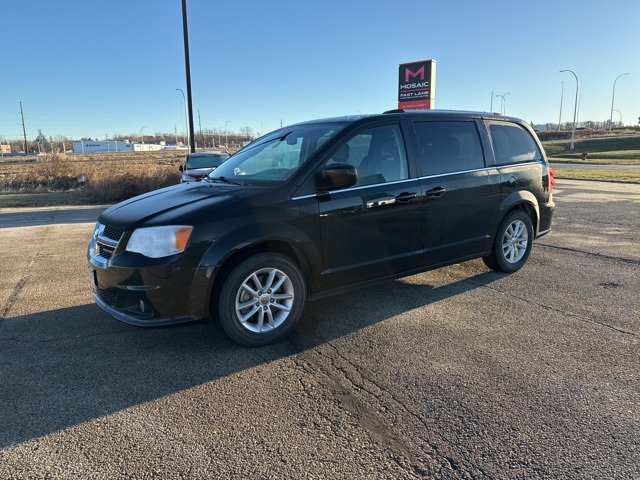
[126,226,193,258]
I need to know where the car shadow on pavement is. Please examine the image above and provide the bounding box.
[0,269,501,448]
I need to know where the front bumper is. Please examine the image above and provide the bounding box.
[92,290,199,327]
[88,225,207,326]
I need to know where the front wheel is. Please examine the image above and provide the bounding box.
[483,210,534,273]
[217,253,306,347]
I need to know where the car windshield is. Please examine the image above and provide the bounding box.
[208,123,346,183]
[186,153,229,169]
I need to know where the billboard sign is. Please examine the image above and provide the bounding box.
[398,59,436,110]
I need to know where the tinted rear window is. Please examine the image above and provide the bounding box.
[489,122,542,164]
[413,121,485,176]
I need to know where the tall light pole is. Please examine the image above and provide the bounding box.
[496,93,510,115]
[560,70,578,149]
[558,81,564,131]
[609,73,630,132]
[140,125,147,151]
[613,109,622,127]
[490,91,494,113]
[176,88,189,147]
[224,120,231,148]
[576,95,582,129]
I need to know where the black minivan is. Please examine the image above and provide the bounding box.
[89,110,555,346]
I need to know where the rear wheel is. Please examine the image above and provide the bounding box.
[217,253,306,347]
[483,210,533,273]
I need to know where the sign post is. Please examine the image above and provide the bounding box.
[398,60,436,110]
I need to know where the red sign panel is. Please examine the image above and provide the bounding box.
[398,60,436,110]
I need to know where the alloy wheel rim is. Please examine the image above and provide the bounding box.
[501,220,529,263]
[235,268,294,333]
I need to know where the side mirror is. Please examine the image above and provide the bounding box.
[317,163,357,192]
[178,164,184,172]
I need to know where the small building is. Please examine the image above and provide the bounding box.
[73,141,171,153]
[73,141,134,153]
[1,144,10,154]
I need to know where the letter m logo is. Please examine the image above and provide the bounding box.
[405,66,425,82]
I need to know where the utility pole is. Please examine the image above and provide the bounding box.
[181,0,196,153]
[558,81,563,131]
[20,102,28,156]
[198,109,203,148]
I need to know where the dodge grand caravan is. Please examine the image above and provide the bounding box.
[89,110,555,346]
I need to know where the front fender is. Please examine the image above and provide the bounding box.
[186,222,322,318]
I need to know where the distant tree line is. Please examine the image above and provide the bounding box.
[0,126,260,154]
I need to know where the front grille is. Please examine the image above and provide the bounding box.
[103,226,124,242]
[99,244,115,260]
[97,288,156,320]
[97,288,118,308]
[93,224,124,261]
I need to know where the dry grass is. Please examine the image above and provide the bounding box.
[553,168,640,184]
[0,152,183,203]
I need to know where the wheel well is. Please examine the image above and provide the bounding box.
[507,202,537,233]
[208,241,312,318]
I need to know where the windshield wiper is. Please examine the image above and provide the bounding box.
[209,176,246,186]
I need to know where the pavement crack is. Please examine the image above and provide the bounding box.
[538,243,640,266]
[468,281,639,340]
[292,340,483,477]
[0,273,30,320]
[0,226,50,322]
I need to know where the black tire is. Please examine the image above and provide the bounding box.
[483,210,534,273]
[217,253,306,347]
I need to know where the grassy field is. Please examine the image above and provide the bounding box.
[541,135,640,184]
[550,169,640,183]
[1,135,639,208]
[542,135,640,163]
[0,151,186,207]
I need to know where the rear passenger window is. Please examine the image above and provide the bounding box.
[413,121,485,176]
[489,123,542,164]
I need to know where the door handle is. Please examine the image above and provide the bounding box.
[424,187,446,198]
[395,192,417,203]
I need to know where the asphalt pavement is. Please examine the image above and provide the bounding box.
[0,179,638,479]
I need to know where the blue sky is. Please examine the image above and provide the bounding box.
[1,0,638,141]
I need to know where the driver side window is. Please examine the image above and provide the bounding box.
[328,124,409,187]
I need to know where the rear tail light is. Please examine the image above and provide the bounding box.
[548,168,555,194]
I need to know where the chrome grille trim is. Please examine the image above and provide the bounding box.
[92,223,124,262]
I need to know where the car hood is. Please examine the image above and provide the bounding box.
[98,181,260,229]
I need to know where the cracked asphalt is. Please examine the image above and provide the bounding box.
[0,179,638,479]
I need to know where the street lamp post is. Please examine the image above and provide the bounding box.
[560,70,579,149]
[140,126,147,151]
[558,81,564,131]
[576,95,582,129]
[226,121,232,147]
[496,93,510,115]
[613,109,622,127]
[609,73,630,132]
[177,88,189,148]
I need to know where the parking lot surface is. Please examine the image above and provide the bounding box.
[1,179,639,479]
